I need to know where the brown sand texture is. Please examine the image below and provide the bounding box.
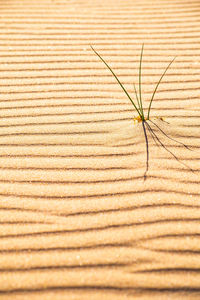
[0,0,200,299]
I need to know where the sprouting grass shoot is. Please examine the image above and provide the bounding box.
[90,44,175,122]
[90,45,193,179]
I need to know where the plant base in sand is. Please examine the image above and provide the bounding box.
[91,45,193,179]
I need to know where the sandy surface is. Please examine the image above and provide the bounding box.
[0,0,200,299]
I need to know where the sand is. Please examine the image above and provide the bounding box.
[0,0,200,299]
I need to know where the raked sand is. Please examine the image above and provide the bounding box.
[0,0,200,299]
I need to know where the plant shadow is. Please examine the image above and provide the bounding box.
[142,119,194,180]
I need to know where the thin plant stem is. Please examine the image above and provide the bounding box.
[147,57,176,120]
[90,46,142,118]
[133,83,141,114]
[139,44,144,120]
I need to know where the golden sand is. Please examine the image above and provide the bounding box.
[0,0,200,299]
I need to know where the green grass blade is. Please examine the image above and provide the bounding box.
[139,44,144,119]
[90,45,142,118]
[133,83,141,114]
[147,56,176,120]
